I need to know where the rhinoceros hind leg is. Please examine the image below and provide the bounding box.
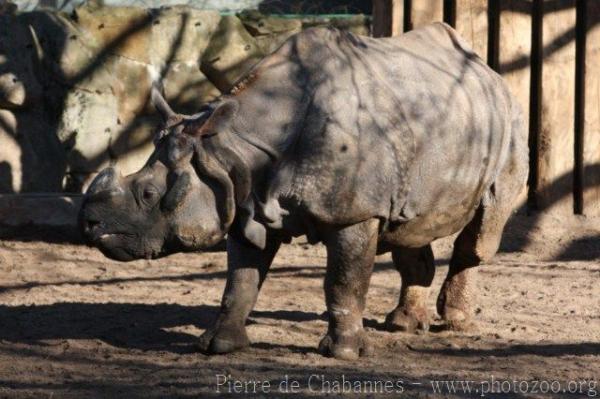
[437,192,520,332]
[436,202,499,333]
[320,218,379,360]
[437,119,528,332]
[385,245,434,333]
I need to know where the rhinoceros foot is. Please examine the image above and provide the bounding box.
[384,306,430,333]
[318,329,373,360]
[437,268,479,333]
[198,324,250,354]
[439,306,479,333]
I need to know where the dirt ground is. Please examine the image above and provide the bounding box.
[0,214,598,398]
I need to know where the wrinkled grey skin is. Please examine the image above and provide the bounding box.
[80,23,528,360]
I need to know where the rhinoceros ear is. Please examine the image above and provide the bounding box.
[185,99,238,137]
[151,83,175,122]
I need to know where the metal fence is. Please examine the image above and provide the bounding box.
[373,0,600,217]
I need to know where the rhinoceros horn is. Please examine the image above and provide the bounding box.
[28,25,45,65]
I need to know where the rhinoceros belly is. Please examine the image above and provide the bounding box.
[381,134,497,248]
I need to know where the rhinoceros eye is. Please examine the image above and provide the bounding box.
[143,187,156,200]
[139,185,160,208]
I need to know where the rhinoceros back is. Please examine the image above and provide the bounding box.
[264,24,513,239]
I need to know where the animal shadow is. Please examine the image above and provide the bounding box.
[0,301,327,354]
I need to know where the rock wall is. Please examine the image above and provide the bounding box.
[0,3,369,193]
[11,0,372,14]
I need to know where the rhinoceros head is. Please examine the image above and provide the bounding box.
[79,86,241,261]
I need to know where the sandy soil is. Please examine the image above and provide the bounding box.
[0,214,599,398]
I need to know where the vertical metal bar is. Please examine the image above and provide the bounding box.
[528,0,543,210]
[372,0,391,37]
[574,0,587,214]
[443,0,457,27]
[404,0,413,31]
[487,0,500,71]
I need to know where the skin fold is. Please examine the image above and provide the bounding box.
[79,23,529,360]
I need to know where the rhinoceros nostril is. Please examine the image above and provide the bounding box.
[85,219,103,233]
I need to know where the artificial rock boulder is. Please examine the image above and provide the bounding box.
[238,10,302,57]
[200,15,265,92]
[0,9,65,193]
[51,5,225,188]
[0,4,370,193]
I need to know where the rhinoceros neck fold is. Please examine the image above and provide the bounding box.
[232,130,279,164]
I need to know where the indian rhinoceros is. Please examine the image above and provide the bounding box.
[79,23,528,360]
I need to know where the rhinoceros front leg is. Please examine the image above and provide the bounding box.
[318,218,379,360]
[199,233,281,354]
[385,245,434,333]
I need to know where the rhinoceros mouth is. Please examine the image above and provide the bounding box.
[83,220,132,244]
[97,232,123,241]
[80,213,130,242]
[90,230,146,261]
[93,231,135,243]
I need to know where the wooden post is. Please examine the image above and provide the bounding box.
[536,0,577,213]
[454,0,488,60]
[583,0,600,216]
[411,0,444,29]
[372,0,404,37]
[498,1,533,208]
